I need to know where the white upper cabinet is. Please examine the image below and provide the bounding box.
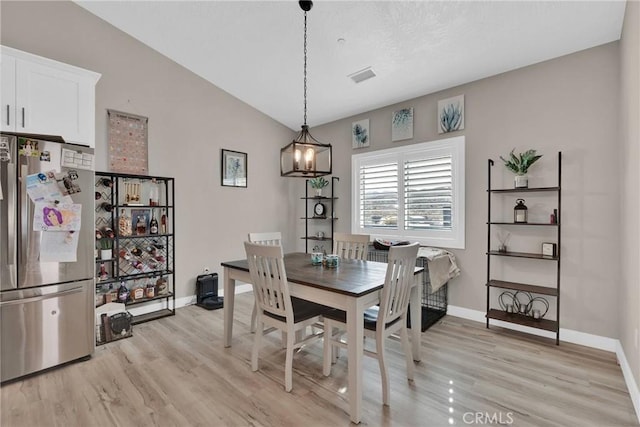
[0,46,101,147]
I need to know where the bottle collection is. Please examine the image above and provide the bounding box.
[95,173,175,340]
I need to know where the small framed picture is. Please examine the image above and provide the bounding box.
[221,149,247,188]
[392,108,413,142]
[352,119,370,149]
[541,242,557,257]
[437,95,464,134]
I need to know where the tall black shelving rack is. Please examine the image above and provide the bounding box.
[485,152,561,345]
[95,171,176,329]
[301,176,339,253]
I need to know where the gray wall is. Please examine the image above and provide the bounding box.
[619,0,640,389]
[0,1,296,299]
[307,43,622,339]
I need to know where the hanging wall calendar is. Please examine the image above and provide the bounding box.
[108,109,148,174]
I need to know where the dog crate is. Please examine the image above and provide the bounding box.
[367,246,448,331]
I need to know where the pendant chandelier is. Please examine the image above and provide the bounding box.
[280,0,332,177]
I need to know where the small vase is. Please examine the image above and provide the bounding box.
[315,188,322,197]
[100,249,112,260]
[514,174,528,188]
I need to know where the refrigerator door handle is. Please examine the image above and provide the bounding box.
[7,162,16,264]
[0,286,84,307]
[19,164,29,266]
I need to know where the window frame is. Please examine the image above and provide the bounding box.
[351,135,465,249]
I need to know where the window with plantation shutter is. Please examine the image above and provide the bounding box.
[352,136,465,249]
[404,156,452,231]
[359,161,398,229]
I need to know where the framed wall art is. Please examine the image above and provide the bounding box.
[107,109,149,174]
[221,149,247,188]
[438,95,464,134]
[392,108,413,142]
[352,118,370,149]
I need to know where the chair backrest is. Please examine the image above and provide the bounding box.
[333,232,370,260]
[378,243,420,328]
[244,241,292,322]
[248,231,282,246]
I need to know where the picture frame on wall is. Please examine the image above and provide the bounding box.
[391,108,413,142]
[352,119,370,149]
[438,95,465,134]
[221,149,247,188]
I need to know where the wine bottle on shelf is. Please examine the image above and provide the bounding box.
[149,210,159,235]
[160,209,167,234]
[136,215,146,235]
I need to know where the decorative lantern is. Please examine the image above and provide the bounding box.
[514,198,528,223]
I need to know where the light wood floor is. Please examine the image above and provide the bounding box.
[1,292,638,427]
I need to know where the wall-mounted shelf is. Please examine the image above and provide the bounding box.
[486,152,562,345]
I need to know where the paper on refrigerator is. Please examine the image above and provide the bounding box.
[39,231,80,262]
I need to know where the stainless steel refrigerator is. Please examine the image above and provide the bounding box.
[0,132,94,382]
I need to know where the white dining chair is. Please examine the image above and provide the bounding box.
[333,232,370,260]
[322,242,420,405]
[244,241,331,392]
[248,232,282,333]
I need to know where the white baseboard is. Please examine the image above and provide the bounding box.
[127,282,253,317]
[617,341,640,424]
[447,305,640,423]
[446,305,617,350]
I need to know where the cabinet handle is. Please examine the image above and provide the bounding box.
[5,105,9,126]
[21,108,25,128]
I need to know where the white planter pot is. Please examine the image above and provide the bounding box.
[315,189,323,197]
[100,249,112,260]
[514,175,528,188]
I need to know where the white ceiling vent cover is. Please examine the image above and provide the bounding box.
[348,67,376,84]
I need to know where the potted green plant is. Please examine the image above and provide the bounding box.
[309,177,329,196]
[500,149,543,188]
[96,228,114,260]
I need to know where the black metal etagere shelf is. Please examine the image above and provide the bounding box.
[302,177,339,253]
[95,171,176,332]
[486,152,562,345]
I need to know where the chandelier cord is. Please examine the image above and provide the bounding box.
[303,10,308,126]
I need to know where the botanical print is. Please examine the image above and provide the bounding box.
[221,149,247,187]
[438,95,464,134]
[352,119,370,149]
[392,108,413,141]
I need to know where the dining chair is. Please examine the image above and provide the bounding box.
[247,232,282,333]
[244,241,331,392]
[322,242,420,405]
[333,232,370,260]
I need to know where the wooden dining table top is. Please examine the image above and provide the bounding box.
[221,252,424,297]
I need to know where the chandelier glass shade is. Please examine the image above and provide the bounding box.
[280,1,332,178]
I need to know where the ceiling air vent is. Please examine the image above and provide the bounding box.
[348,67,376,84]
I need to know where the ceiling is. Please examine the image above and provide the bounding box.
[75,1,627,131]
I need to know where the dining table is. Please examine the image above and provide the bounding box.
[221,252,424,424]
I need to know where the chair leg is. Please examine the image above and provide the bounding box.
[250,303,257,333]
[284,329,295,392]
[400,325,415,382]
[376,335,390,406]
[252,319,262,372]
[323,321,333,376]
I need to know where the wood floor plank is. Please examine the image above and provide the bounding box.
[1,292,637,427]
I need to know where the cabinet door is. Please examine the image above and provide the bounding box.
[0,54,16,132]
[16,59,95,146]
